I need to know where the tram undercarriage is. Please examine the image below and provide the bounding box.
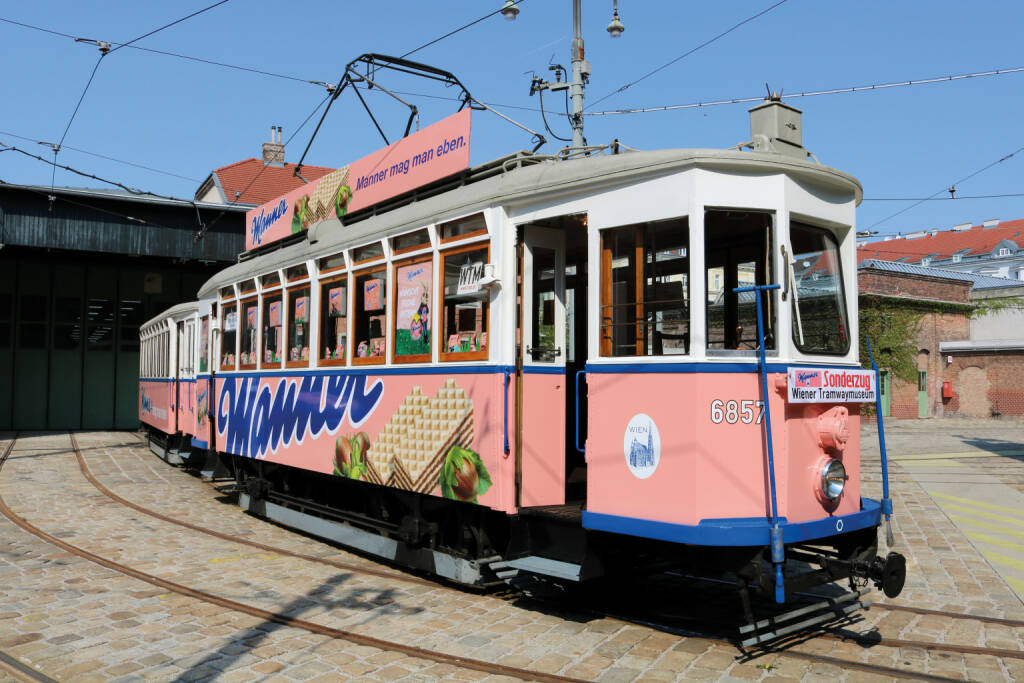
[220,448,904,643]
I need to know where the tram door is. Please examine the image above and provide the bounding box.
[517,226,567,508]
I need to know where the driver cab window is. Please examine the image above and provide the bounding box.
[705,210,775,352]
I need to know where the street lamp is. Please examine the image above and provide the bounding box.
[500,0,519,21]
[607,1,625,38]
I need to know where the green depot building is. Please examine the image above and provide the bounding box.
[0,184,247,430]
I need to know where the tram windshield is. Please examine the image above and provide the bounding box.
[789,222,849,354]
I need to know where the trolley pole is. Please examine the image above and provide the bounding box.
[569,0,586,150]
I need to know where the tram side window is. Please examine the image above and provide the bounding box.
[199,316,210,373]
[221,304,237,370]
[600,219,689,357]
[440,246,489,360]
[790,222,849,354]
[319,276,348,364]
[705,210,775,352]
[239,299,258,369]
[287,285,311,365]
[262,293,283,367]
[353,269,387,363]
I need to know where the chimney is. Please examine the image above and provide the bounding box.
[983,218,1000,229]
[262,125,284,166]
[748,94,805,160]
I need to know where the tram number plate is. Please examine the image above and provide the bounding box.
[710,399,765,425]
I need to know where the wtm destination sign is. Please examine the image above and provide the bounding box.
[787,368,876,403]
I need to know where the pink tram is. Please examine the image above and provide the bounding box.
[140,99,905,642]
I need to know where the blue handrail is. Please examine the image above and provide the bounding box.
[575,370,586,455]
[865,337,895,545]
[734,283,785,603]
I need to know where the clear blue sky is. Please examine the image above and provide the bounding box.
[2,1,1022,237]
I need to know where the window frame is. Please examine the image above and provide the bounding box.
[352,241,386,267]
[438,242,491,363]
[237,295,259,370]
[351,264,388,366]
[789,221,850,357]
[391,252,434,365]
[219,301,238,371]
[390,228,432,257]
[439,213,488,245]
[259,290,284,370]
[599,220,691,358]
[285,282,313,369]
[317,272,350,368]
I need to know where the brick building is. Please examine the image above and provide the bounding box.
[858,259,1024,419]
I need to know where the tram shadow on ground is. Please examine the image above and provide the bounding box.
[955,434,1024,459]
[168,572,424,678]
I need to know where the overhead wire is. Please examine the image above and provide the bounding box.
[865,145,1024,230]
[0,130,201,182]
[401,0,526,59]
[586,66,1024,116]
[586,0,790,111]
[864,193,1024,201]
[106,0,229,55]
[1,142,195,202]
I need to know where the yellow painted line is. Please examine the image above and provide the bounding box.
[961,529,1024,555]
[977,549,1024,585]
[930,491,1024,518]
[944,504,1024,529]
[893,450,1024,461]
[949,514,1024,539]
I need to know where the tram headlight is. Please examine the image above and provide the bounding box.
[820,458,848,501]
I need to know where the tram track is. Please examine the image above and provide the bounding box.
[72,433,1024,669]
[0,434,585,683]
[3,431,1020,682]
[100,436,1024,667]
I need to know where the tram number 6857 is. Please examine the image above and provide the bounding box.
[710,399,765,425]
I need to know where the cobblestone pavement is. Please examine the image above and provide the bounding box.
[0,428,1021,682]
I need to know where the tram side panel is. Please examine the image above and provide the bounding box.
[139,379,175,435]
[583,370,862,540]
[213,371,514,512]
[177,379,197,438]
[193,375,212,449]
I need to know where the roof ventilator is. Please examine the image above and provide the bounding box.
[739,91,809,161]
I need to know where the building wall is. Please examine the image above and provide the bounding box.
[859,267,972,419]
[942,352,1024,417]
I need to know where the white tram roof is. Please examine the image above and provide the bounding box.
[198,147,862,299]
[141,301,200,331]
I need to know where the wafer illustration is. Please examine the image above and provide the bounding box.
[308,167,350,223]
[369,380,474,494]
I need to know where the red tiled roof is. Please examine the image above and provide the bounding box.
[212,158,336,206]
[857,218,1024,264]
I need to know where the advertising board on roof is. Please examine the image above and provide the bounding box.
[245,109,472,251]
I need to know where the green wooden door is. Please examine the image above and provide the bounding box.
[13,262,50,429]
[49,265,84,429]
[917,369,929,418]
[0,259,13,430]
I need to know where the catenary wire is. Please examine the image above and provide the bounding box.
[863,193,1024,201]
[866,145,1024,230]
[0,129,201,183]
[2,142,194,202]
[401,0,526,59]
[586,66,1024,116]
[586,0,790,111]
[107,0,229,54]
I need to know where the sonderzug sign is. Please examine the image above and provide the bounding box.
[787,368,876,403]
[244,109,472,251]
